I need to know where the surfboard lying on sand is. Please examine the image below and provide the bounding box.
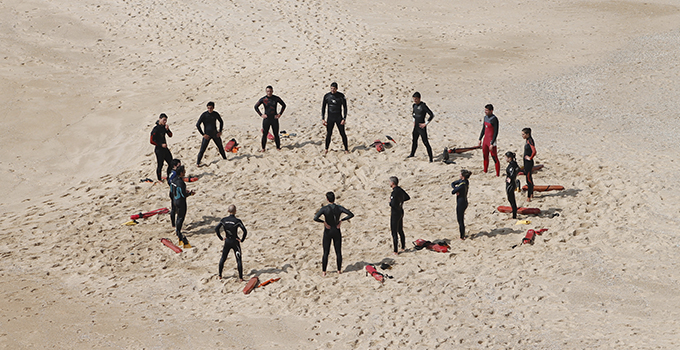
[130,208,169,220]
[518,164,544,175]
[522,185,564,192]
[243,276,259,295]
[161,238,182,253]
[497,206,541,215]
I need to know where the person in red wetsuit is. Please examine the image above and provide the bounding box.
[522,127,537,202]
[477,104,500,176]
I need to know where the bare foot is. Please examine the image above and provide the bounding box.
[324,149,329,155]
[322,271,327,276]
[526,197,531,202]
[337,270,342,274]
[344,150,349,154]
[393,252,399,256]
[239,278,244,282]
[276,148,282,151]
[259,149,266,152]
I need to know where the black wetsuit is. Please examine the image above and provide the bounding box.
[150,122,173,181]
[505,160,520,219]
[313,203,354,272]
[170,176,190,244]
[254,95,286,150]
[451,179,469,239]
[410,102,434,161]
[196,110,227,165]
[322,91,348,151]
[167,169,178,227]
[524,137,536,199]
[215,215,248,280]
[389,186,410,253]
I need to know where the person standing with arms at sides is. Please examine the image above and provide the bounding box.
[168,159,182,228]
[254,85,286,152]
[321,82,349,154]
[504,152,520,219]
[171,166,195,248]
[215,205,247,281]
[522,127,537,202]
[478,104,500,176]
[150,113,173,182]
[407,92,434,162]
[451,169,472,240]
[196,101,227,166]
[389,176,410,255]
[313,192,354,276]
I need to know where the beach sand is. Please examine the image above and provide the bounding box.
[2,0,680,348]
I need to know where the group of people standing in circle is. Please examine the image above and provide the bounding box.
[148,83,538,278]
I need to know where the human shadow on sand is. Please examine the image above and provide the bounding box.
[247,264,293,276]
[472,227,523,239]
[185,215,222,235]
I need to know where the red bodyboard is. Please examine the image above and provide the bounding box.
[243,277,259,294]
[522,230,536,245]
[260,129,275,140]
[373,140,385,152]
[518,164,544,175]
[365,265,384,282]
[449,145,481,154]
[413,239,449,253]
[131,207,169,220]
[161,238,182,253]
[497,206,541,215]
[522,185,564,192]
[224,138,238,152]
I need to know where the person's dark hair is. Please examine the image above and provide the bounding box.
[461,169,472,179]
[326,191,335,203]
[389,176,399,186]
[159,113,168,119]
[505,151,516,160]
[207,101,215,108]
[412,92,421,98]
[171,159,182,168]
[176,165,186,176]
[266,85,273,90]
[485,104,494,111]
[330,82,338,88]
[522,127,532,136]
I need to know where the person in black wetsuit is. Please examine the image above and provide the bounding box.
[215,204,247,281]
[522,128,537,202]
[321,82,349,154]
[196,101,227,166]
[504,152,520,219]
[150,113,173,182]
[167,159,182,227]
[389,176,410,255]
[170,166,195,248]
[407,92,434,162]
[254,86,286,152]
[451,169,471,240]
[313,192,354,276]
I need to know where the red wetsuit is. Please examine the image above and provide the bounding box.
[479,114,499,176]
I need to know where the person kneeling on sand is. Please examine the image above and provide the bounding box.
[313,192,354,276]
[215,205,247,281]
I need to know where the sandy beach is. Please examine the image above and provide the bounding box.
[2,0,680,348]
